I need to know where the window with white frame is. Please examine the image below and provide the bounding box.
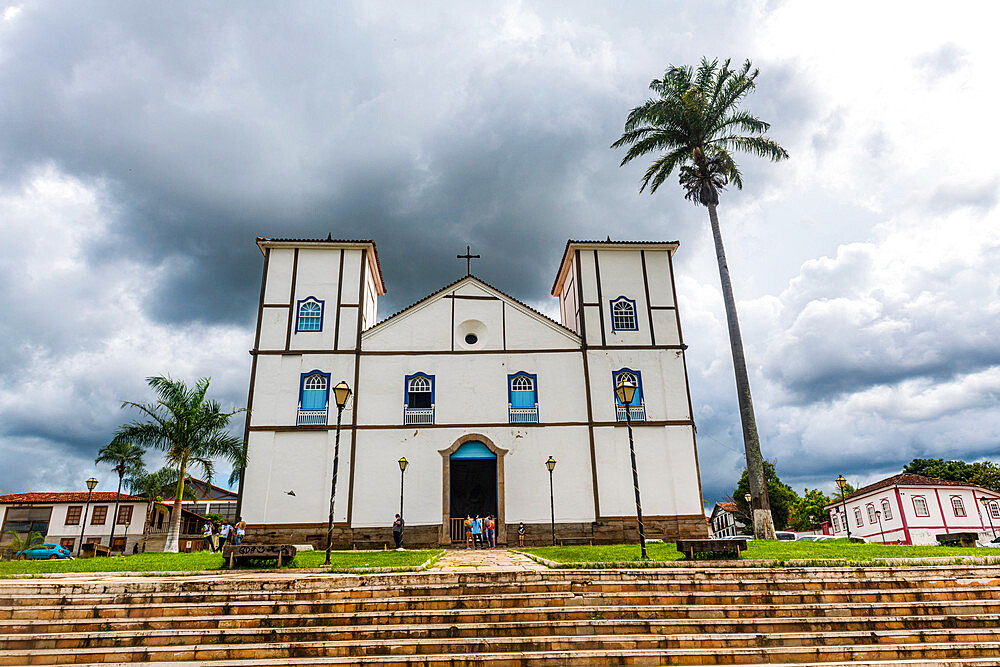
[991,501,1000,519]
[912,496,929,517]
[610,297,638,332]
[881,499,892,520]
[612,369,645,422]
[296,298,324,332]
[508,373,538,423]
[832,513,841,533]
[297,371,330,425]
[404,373,434,424]
[951,496,966,517]
[867,504,877,523]
[854,508,863,527]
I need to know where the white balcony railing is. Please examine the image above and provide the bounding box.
[509,406,539,424]
[616,404,646,422]
[403,408,435,425]
[296,408,328,425]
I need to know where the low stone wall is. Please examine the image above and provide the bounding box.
[246,514,708,549]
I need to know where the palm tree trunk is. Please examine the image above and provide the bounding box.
[109,472,122,554]
[164,459,187,553]
[707,202,776,539]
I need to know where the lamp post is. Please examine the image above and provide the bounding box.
[325,381,352,566]
[875,509,886,543]
[615,375,647,559]
[981,497,997,539]
[78,477,98,557]
[545,456,557,546]
[398,457,408,530]
[836,475,851,540]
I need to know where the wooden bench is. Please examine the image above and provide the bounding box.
[676,538,747,560]
[223,544,296,568]
[351,541,389,551]
[936,532,979,548]
[558,537,594,546]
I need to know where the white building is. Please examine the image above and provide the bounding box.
[238,237,708,547]
[824,473,1000,545]
[0,492,150,554]
[710,502,745,538]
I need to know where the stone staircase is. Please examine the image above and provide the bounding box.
[3,563,1000,665]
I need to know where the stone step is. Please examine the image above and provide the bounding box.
[7,598,1000,634]
[6,615,1000,651]
[5,585,998,621]
[5,635,1000,665]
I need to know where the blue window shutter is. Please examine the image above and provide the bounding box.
[301,389,326,409]
[510,390,535,408]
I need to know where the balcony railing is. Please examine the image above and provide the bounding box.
[403,407,435,425]
[297,408,328,426]
[509,406,539,424]
[616,404,646,422]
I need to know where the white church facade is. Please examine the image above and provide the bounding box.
[237,237,708,547]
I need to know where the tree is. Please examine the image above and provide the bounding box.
[95,439,146,553]
[903,457,1000,493]
[612,58,788,538]
[733,461,798,532]
[115,376,245,553]
[3,530,43,559]
[126,466,198,552]
[788,488,833,531]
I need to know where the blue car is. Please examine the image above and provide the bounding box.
[16,544,72,560]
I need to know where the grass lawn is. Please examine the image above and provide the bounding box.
[0,548,443,576]
[522,540,1000,565]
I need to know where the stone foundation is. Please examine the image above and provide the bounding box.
[246,514,707,549]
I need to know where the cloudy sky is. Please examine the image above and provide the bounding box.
[2,1,998,509]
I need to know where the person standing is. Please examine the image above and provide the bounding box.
[234,518,246,546]
[201,522,213,552]
[518,522,525,547]
[486,515,496,549]
[471,515,482,549]
[219,521,231,551]
[392,514,404,549]
[464,515,473,549]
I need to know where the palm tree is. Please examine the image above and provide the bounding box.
[95,439,146,554]
[126,466,197,552]
[116,376,245,552]
[612,58,788,539]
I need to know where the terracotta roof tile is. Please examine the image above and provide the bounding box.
[0,492,146,504]
[824,473,998,509]
[716,501,738,512]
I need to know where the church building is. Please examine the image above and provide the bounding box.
[237,237,708,547]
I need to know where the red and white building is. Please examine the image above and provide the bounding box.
[824,473,1000,545]
[0,492,150,554]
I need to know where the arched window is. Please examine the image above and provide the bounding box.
[509,373,539,423]
[612,368,645,422]
[854,507,864,527]
[866,504,877,523]
[296,298,324,332]
[404,373,435,424]
[297,371,330,425]
[881,499,893,521]
[610,297,638,332]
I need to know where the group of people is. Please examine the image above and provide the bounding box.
[463,514,497,549]
[201,518,246,552]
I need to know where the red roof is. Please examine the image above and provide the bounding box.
[824,473,1000,509]
[0,492,146,504]
[716,501,738,512]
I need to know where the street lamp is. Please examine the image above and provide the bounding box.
[78,477,98,557]
[325,381,352,566]
[835,475,851,540]
[875,509,886,543]
[981,497,997,539]
[615,375,646,559]
[545,456,557,546]
[398,457,408,543]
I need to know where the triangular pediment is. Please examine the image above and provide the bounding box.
[362,276,580,352]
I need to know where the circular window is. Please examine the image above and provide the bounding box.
[465,333,478,345]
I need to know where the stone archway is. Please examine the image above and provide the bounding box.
[439,434,508,546]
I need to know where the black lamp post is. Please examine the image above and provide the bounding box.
[398,456,408,530]
[875,509,886,543]
[836,475,851,540]
[981,497,997,539]
[325,381,352,566]
[545,456,557,546]
[78,477,98,557]
[615,375,647,559]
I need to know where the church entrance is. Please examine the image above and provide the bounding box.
[444,439,500,543]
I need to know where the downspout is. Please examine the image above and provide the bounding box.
[893,488,912,545]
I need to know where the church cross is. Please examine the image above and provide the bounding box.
[457,245,481,276]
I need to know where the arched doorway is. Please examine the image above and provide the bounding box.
[439,435,507,545]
